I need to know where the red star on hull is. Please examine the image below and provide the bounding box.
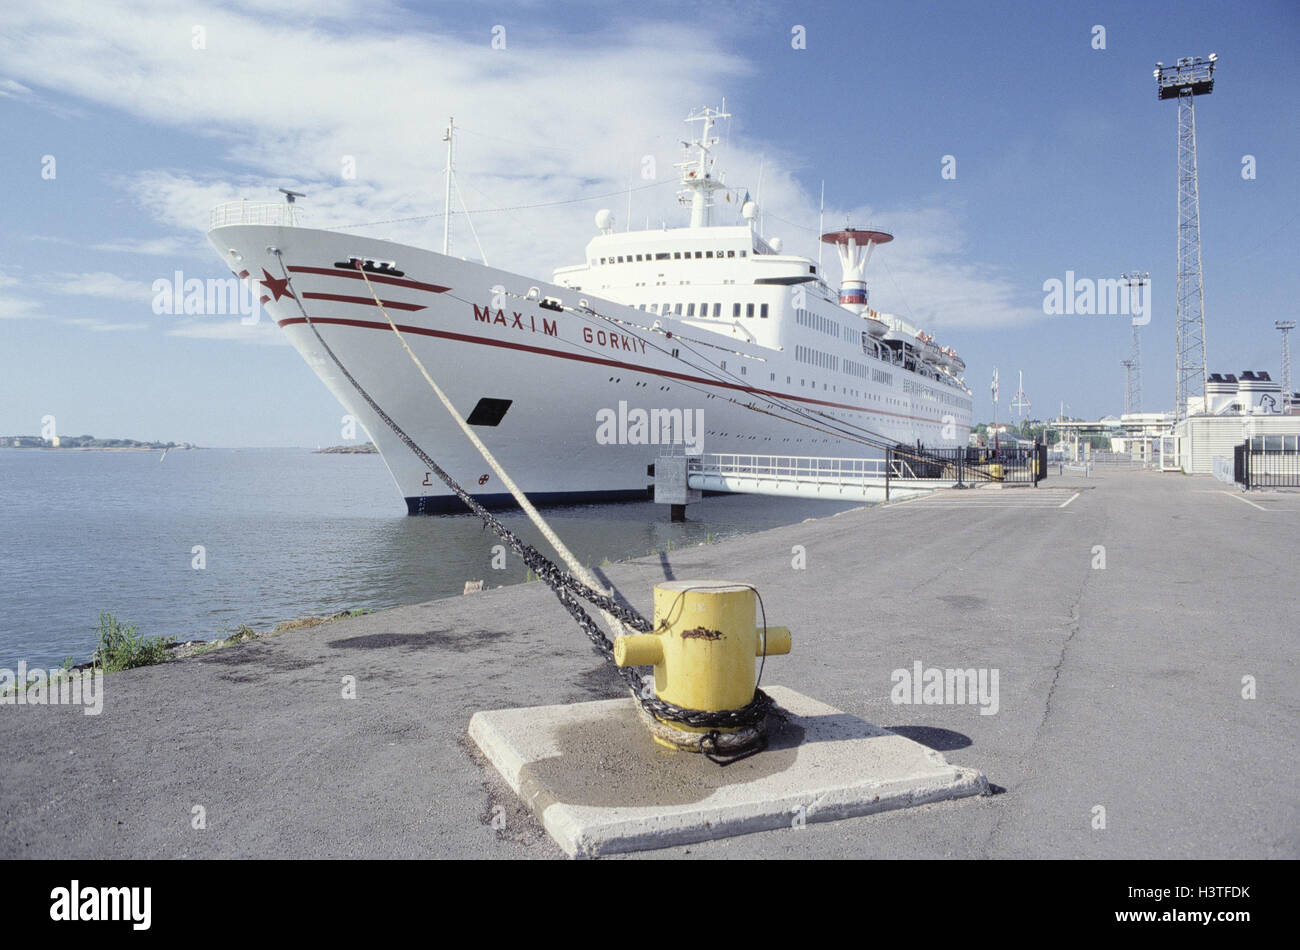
[259,268,292,301]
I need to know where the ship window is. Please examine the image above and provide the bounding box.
[466,397,513,427]
[706,251,714,258]
[727,250,735,258]
[712,303,721,317]
[740,251,747,257]
[636,254,644,261]
[699,302,707,315]
[741,366,746,375]
[733,303,740,317]
[674,252,681,259]
[600,258,606,264]
[687,303,696,317]
[746,304,754,318]
[656,252,670,260]
[674,304,682,315]
[760,304,769,318]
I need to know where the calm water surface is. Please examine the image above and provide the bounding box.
[0,448,858,667]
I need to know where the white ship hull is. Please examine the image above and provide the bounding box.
[208,222,971,513]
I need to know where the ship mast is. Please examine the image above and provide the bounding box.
[442,117,455,255]
[674,105,730,228]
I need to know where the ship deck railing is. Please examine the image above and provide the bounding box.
[209,201,305,230]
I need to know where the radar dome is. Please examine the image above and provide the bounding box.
[595,208,613,231]
[741,201,757,220]
[769,236,783,253]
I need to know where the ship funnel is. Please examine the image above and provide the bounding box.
[820,228,893,314]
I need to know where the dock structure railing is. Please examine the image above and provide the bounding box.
[209,201,304,230]
[696,453,889,487]
[1234,437,1300,488]
[690,442,1047,491]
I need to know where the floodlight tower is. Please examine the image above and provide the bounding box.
[1155,54,1217,420]
[1278,320,1296,411]
[1122,271,1148,413]
[1121,360,1137,415]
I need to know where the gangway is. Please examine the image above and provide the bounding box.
[653,447,1045,519]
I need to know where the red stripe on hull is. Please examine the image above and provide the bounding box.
[276,315,940,425]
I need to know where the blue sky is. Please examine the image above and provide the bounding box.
[2,0,1297,445]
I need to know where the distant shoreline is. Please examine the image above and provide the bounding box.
[2,442,195,452]
[1,446,194,452]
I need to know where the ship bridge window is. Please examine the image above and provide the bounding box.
[687,304,696,317]
[712,303,721,317]
[673,303,682,315]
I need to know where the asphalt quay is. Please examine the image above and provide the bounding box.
[1,470,1294,859]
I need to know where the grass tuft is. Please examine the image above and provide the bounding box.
[94,611,170,672]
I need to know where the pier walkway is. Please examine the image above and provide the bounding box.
[2,471,1295,859]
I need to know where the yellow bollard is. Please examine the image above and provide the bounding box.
[613,580,791,751]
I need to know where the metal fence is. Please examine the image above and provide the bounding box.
[1234,437,1300,488]
[889,443,1047,485]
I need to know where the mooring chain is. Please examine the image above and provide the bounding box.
[270,253,772,735]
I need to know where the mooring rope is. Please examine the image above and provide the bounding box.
[350,260,631,640]
[269,251,772,755]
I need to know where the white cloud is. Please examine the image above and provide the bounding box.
[45,272,155,302]
[90,236,201,257]
[1,0,1039,338]
[62,317,150,332]
[165,319,289,345]
[0,298,41,320]
[0,78,33,99]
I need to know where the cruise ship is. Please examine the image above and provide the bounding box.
[207,107,972,512]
